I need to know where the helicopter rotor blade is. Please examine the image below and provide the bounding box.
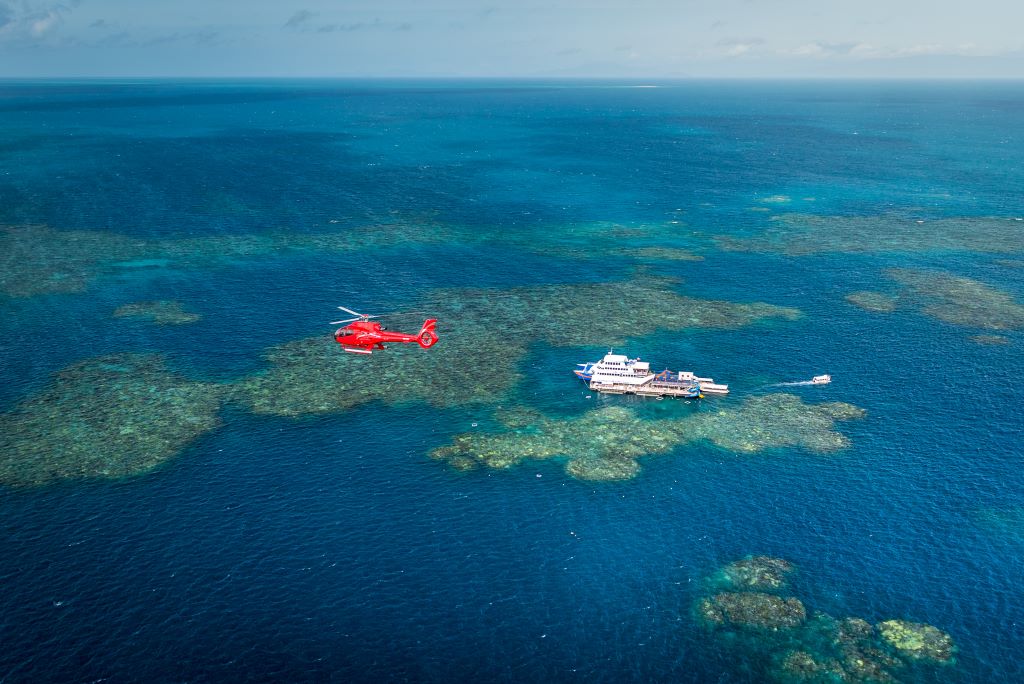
[330,317,361,325]
[337,306,363,317]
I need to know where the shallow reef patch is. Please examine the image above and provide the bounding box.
[0,354,225,486]
[885,268,1024,331]
[113,300,201,325]
[232,320,522,416]
[430,275,801,349]
[877,620,956,663]
[694,557,958,683]
[633,247,705,262]
[430,393,864,481]
[845,291,897,314]
[710,556,797,592]
[236,276,800,418]
[699,592,807,629]
[2,273,804,482]
[714,213,1024,256]
[969,334,1010,345]
[0,219,458,297]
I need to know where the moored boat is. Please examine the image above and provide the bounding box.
[574,351,727,398]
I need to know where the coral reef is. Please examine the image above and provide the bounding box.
[633,247,705,262]
[689,395,865,454]
[845,291,897,314]
[233,319,521,416]
[885,268,1024,330]
[714,213,1024,256]
[844,269,1024,337]
[970,334,1010,345]
[236,276,799,418]
[0,219,458,297]
[0,225,144,297]
[699,592,807,629]
[431,275,800,349]
[431,406,675,480]
[0,355,225,486]
[877,620,956,663]
[712,556,796,592]
[3,271,803,482]
[430,394,864,481]
[1,219,715,300]
[779,614,907,683]
[113,300,201,325]
[694,558,958,683]
[777,650,849,683]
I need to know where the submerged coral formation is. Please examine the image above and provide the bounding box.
[113,300,202,325]
[699,592,807,629]
[0,219,457,297]
[690,394,864,454]
[0,355,225,486]
[712,556,796,592]
[3,272,803,483]
[233,319,522,416]
[714,213,1024,256]
[1,219,713,300]
[430,393,864,481]
[884,268,1024,331]
[430,275,801,349]
[431,406,669,480]
[236,276,800,418]
[633,247,705,262]
[845,291,897,314]
[775,614,907,683]
[970,334,1010,345]
[877,620,956,663]
[694,557,958,683]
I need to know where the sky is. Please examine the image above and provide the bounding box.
[1,0,1022,78]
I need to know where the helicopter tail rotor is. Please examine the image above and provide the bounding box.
[417,319,439,348]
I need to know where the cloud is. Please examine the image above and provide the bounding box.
[285,13,407,34]
[783,41,997,60]
[283,9,314,29]
[785,41,863,57]
[316,19,384,33]
[0,3,14,31]
[0,1,78,41]
[717,36,765,57]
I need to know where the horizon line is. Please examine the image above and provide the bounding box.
[1,74,1022,81]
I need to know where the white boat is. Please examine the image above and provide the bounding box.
[811,374,832,385]
[574,352,728,395]
[577,353,654,386]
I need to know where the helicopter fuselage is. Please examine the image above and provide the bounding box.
[334,319,438,354]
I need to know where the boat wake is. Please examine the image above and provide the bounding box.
[768,375,832,388]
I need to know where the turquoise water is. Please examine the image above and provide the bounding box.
[1,80,1023,682]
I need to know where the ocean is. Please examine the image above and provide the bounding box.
[0,79,1022,682]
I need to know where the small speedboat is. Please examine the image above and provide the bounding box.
[811,374,832,385]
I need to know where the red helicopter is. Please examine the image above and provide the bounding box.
[331,306,439,355]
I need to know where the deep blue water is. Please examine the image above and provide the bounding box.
[1,80,1023,682]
